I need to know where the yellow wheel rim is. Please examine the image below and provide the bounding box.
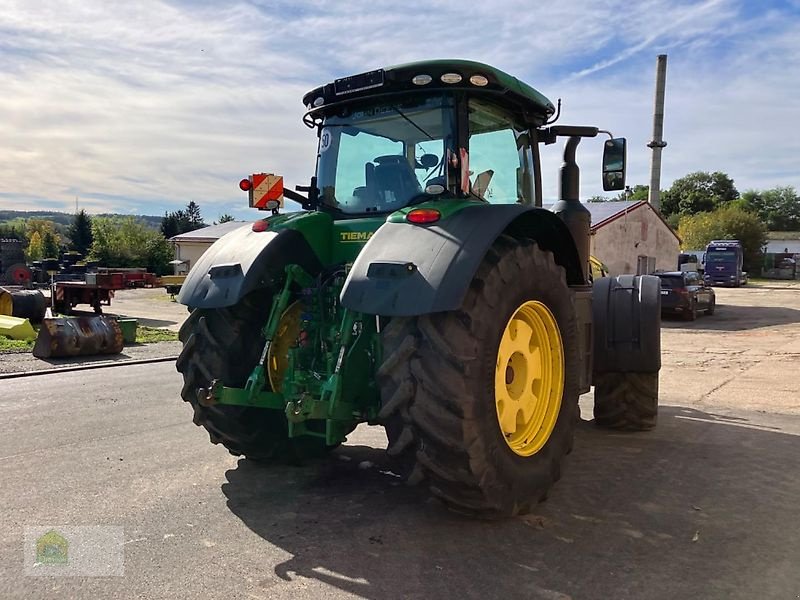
[267,301,303,392]
[494,300,564,457]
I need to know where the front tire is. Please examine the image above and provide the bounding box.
[685,300,698,321]
[384,238,579,517]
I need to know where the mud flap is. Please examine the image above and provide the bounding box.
[32,316,124,359]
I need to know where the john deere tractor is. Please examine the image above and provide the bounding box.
[176,60,661,517]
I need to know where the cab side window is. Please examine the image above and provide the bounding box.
[467,99,534,205]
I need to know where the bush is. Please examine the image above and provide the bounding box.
[88,217,173,274]
[678,206,767,273]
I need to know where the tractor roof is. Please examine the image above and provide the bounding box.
[302,59,556,124]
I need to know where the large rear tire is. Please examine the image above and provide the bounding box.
[176,291,330,462]
[377,318,423,482]
[380,237,579,517]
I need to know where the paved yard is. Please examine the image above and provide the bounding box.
[1,280,798,599]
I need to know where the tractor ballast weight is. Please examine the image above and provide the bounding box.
[592,275,661,430]
[593,275,661,375]
[176,59,661,517]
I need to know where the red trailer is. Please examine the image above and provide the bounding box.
[53,273,123,315]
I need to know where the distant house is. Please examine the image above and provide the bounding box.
[169,221,246,274]
[765,232,800,255]
[584,201,680,276]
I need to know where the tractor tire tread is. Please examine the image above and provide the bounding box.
[593,371,659,431]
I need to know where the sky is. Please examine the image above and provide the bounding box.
[1,0,798,221]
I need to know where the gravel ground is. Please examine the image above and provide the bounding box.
[0,341,181,375]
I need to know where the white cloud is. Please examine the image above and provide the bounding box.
[0,0,797,218]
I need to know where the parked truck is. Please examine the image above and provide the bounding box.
[704,240,746,287]
[175,59,662,517]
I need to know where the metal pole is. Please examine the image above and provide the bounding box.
[647,54,668,211]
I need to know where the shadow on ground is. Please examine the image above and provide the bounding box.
[67,308,179,329]
[115,316,178,329]
[662,303,800,331]
[40,352,137,366]
[222,407,800,600]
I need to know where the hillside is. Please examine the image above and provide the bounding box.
[0,210,163,230]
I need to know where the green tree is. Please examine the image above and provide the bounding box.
[740,186,800,231]
[161,211,180,239]
[161,201,205,237]
[143,236,174,276]
[25,219,61,249]
[624,184,650,202]
[185,201,205,231]
[0,224,26,243]
[67,209,94,255]
[217,213,235,223]
[678,205,767,272]
[42,230,60,259]
[26,231,44,261]
[89,216,174,274]
[662,171,739,217]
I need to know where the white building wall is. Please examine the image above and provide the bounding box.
[766,240,800,254]
[174,241,213,274]
[590,206,680,276]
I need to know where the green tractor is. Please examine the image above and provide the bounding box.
[176,60,661,517]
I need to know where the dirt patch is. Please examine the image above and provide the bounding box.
[101,287,189,331]
[636,280,798,415]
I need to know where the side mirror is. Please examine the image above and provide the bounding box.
[602,137,626,191]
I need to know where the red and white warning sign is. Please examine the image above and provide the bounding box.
[249,173,284,210]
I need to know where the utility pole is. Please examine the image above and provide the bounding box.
[647,54,668,211]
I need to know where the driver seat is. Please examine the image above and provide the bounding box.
[370,156,421,208]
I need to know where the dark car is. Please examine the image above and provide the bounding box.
[657,271,715,320]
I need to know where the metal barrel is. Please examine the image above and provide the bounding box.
[0,288,48,323]
[32,316,124,359]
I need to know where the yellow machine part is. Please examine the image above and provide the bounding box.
[589,255,609,280]
[0,315,37,341]
[160,275,187,286]
[0,289,12,316]
[267,301,304,392]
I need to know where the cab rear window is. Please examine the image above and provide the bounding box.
[658,276,683,289]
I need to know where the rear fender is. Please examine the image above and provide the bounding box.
[177,224,322,309]
[340,204,583,317]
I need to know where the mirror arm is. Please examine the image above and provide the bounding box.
[295,176,319,210]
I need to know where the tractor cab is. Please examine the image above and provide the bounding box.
[300,60,625,218]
